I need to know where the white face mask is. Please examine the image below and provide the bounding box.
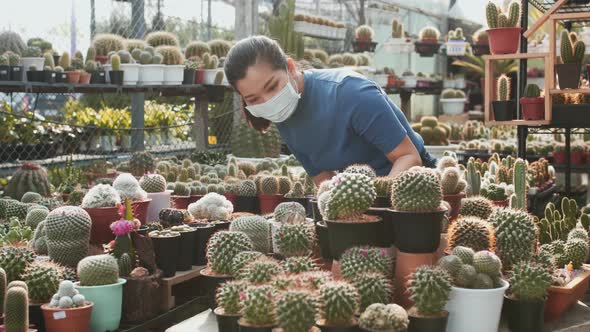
[246,69,301,123]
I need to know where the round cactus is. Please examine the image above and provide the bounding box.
[359,303,408,332]
[344,164,376,179]
[230,251,264,277]
[277,176,292,196]
[355,25,375,40]
[239,258,284,284]
[440,167,467,195]
[565,239,589,269]
[206,231,253,275]
[509,261,551,301]
[156,45,184,65]
[44,206,92,267]
[318,281,359,326]
[228,216,271,253]
[452,246,475,265]
[408,265,452,316]
[77,254,119,286]
[260,176,280,195]
[25,208,48,229]
[472,273,494,289]
[274,223,315,257]
[139,174,167,193]
[459,196,494,219]
[241,285,277,326]
[274,202,307,224]
[282,256,318,274]
[21,192,42,204]
[145,31,180,48]
[322,172,376,220]
[215,280,248,315]
[340,246,393,281]
[447,216,493,252]
[277,289,317,332]
[391,167,442,212]
[238,180,257,197]
[91,34,125,56]
[472,250,502,276]
[352,272,392,312]
[455,264,477,288]
[437,255,463,277]
[568,227,589,243]
[489,208,537,268]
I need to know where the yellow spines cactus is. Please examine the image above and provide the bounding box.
[58,52,71,71]
[91,33,125,57]
[145,31,180,48]
[391,19,404,38]
[355,25,375,41]
[156,46,184,65]
[496,74,511,101]
[419,26,440,41]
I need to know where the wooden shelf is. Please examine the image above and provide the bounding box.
[486,120,551,126]
[161,265,206,311]
[550,12,590,21]
[483,53,549,60]
[549,89,590,94]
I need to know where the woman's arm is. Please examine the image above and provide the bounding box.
[385,136,422,178]
[313,171,337,187]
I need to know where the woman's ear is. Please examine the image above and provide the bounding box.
[287,57,296,73]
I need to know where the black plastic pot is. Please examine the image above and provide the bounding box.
[235,196,260,214]
[284,197,313,217]
[352,40,378,53]
[472,43,490,56]
[137,225,150,236]
[492,100,516,121]
[414,41,442,57]
[390,209,445,253]
[90,70,106,84]
[505,296,545,332]
[366,208,394,247]
[109,70,124,85]
[55,72,68,83]
[213,220,231,232]
[10,66,23,81]
[311,198,323,222]
[316,320,358,332]
[52,55,60,67]
[42,70,55,83]
[26,71,40,82]
[238,319,275,332]
[29,303,45,332]
[150,233,181,277]
[201,268,232,310]
[555,63,581,89]
[189,222,216,266]
[183,68,195,84]
[0,65,10,80]
[325,216,383,259]
[372,197,391,208]
[214,307,239,332]
[176,229,198,271]
[408,312,448,332]
[316,220,332,260]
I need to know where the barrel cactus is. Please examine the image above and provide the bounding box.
[459,196,494,219]
[215,280,248,315]
[321,172,376,220]
[77,254,119,286]
[139,173,167,193]
[355,25,375,41]
[241,284,277,326]
[452,246,475,265]
[145,31,180,47]
[437,255,463,278]
[238,180,257,197]
[91,34,125,56]
[359,303,408,332]
[21,192,42,204]
[81,184,121,208]
[230,251,264,277]
[565,239,589,269]
[4,162,51,200]
[408,265,452,316]
[318,281,359,326]
[391,167,442,212]
[239,258,284,284]
[472,250,502,276]
[25,208,48,229]
[344,164,377,179]
[274,223,315,257]
[206,231,253,275]
[508,261,551,301]
[229,216,271,253]
[282,256,318,274]
[277,289,317,332]
[45,206,92,267]
[489,208,537,268]
[340,246,393,280]
[447,216,493,252]
[274,202,306,224]
[352,272,392,311]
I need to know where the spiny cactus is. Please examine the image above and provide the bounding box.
[207,39,232,58]
[139,173,167,193]
[185,41,211,59]
[229,216,271,253]
[282,256,318,274]
[21,261,62,303]
[437,255,463,278]
[344,164,377,179]
[497,74,511,101]
[441,167,467,195]
[276,289,317,332]
[241,284,277,326]
[4,162,51,201]
[4,286,29,332]
[216,280,248,315]
[274,223,315,257]
[274,202,307,224]
[156,46,184,65]
[145,31,180,48]
[25,208,48,229]
[489,208,537,268]
[359,303,408,332]
[355,25,375,40]
[472,250,502,276]
[459,196,494,219]
[0,246,35,282]
[44,206,92,267]
[352,272,392,311]
[81,184,121,208]
[373,177,393,198]
[560,30,586,64]
[238,180,257,197]
[486,1,521,28]
[318,281,359,326]
[77,254,119,286]
[508,261,551,300]
[260,176,280,195]
[340,246,393,280]
[565,239,589,269]
[92,34,125,56]
[524,83,541,98]
[0,31,26,55]
[419,26,441,41]
[230,251,264,277]
[321,172,376,220]
[206,231,253,275]
[391,167,442,212]
[448,216,493,252]
[465,158,481,196]
[408,265,452,316]
[509,158,527,210]
[391,19,404,38]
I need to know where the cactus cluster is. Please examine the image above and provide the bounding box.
[359,303,408,332]
[187,192,233,221]
[441,88,467,99]
[48,280,86,309]
[408,265,452,316]
[560,30,586,64]
[4,162,51,201]
[391,19,404,38]
[276,289,317,332]
[448,27,466,41]
[486,1,521,28]
[241,284,277,326]
[113,173,148,202]
[391,167,442,212]
[489,208,537,268]
[440,167,467,195]
[448,216,493,252]
[206,231,253,275]
[229,216,271,253]
[0,246,35,282]
[77,254,119,286]
[410,116,453,146]
[22,261,62,303]
[439,248,502,289]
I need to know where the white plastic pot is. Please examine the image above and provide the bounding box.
[440,98,467,115]
[425,144,460,159]
[163,65,184,85]
[146,190,172,223]
[372,74,389,88]
[445,280,509,332]
[138,64,165,85]
[402,76,417,88]
[120,63,139,85]
[203,69,222,85]
[446,41,468,56]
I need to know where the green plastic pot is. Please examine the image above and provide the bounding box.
[74,278,126,332]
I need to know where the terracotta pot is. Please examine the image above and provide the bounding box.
[571,151,585,165]
[258,194,284,215]
[132,199,152,225]
[224,193,237,207]
[443,193,465,220]
[84,206,121,244]
[545,268,590,321]
[487,27,521,55]
[171,195,190,209]
[188,194,204,205]
[491,199,509,208]
[394,250,438,308]
[79,72,91,84]
[200,268,233,310]
[41,302,93,332]
[95,56,108,65]
[553,151,566,164]
[520,97,545,120]
[66,71,81,84]
[195,69,205,84]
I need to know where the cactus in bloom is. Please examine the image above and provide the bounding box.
[274,223,315,257]
[340,246,393,280]
[206,231,253,275]
[448,216,493,252]
[489,208,537,268]
[459,196,494,219]
[497,74,511,101]
[241,285,277,326]
[274,202,307,224]
[509,158,527,210]
[276,289,317,332]
[408,266,452,316]
[318,281,359,326]
[77,254,119,286]
[4,286,29,332]
[508,261,551,300]
[352,272,392,311]
[282,256,318,274]
[216,280,248,315]
[391,167,442,212]
[229,216,271,253]
[359,303,408,332]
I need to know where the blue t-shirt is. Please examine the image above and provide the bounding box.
[277,69,424,177]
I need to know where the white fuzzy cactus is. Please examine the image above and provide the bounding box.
[187,192,233,220]
[50,281,87,309]
[81,184,122,208]
[113,173,148,201]
[58,296,73,309]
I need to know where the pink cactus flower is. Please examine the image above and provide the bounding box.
[110,219,134,236]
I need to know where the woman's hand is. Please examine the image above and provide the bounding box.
[386,136,422,178]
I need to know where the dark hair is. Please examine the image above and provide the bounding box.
[224,36,288,132]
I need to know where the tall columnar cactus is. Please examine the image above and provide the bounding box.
[509,261,551,300]
[21,261,62,303]
[319,281,359,326]
[486,1,521,28]
[4,286,29,332]
[206,231,253,275]
[497,74,511,101]
[275,223,315,257]
[390,167,441,212]
[267,0,304,59]
[45,206,92,267]
[340,246,393,280]
[4,162,51,200]
[459,196,494,219]
[560,30,586,64]
[276,289,317,332]
[0,268,5,315]
[241,285,277,326]
[408,266,452,316]
[0,246,35,282]
[352,272,392,312]
[448,216,493,252]
[228,216,271,253]
[359,303,408,332]
[489,208,537,268]
[509,158,527,210]
[77,254,119,286]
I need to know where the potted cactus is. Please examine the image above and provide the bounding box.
[353,25,377,52]
[389,167,446,253]
[0,54,9,80]
[80,183,123,244]
[446,28,468,56]
[214,280,247,332]
[54,66,67,83]
[276,289,317,332]
[137,47,165,85]
[415,26,441,57]
[440,88,467,115]
[41,280,93,332]
[371,177,393,208]
[157,45,185,85]
[318,171,382,259]
[85,46,106,84]
[74,255,126,332]
[105,50,139,85]
[58,51,80,84]
[359,303,409,332]
[316,281,360,331]
[26,65,41,82]
[492,74,516,121]
[480,183,508,207]
[4,51,23,81]
[257,175,285,214]
[91,34,125,64]
[471,28,490,56]
[235,180,260,214]
[438,158,467,220]
[238,285,278,332]
[520,83,545,120]
[571,142,585,165]
[407,265,452,332]
[148,229,181,277]
[440,249,509,332]
[504,261,551,332]
[1,284,37,332]
[139,173,171,222]
[556,30,585,89]
[485,1,522,55]
[183,59,197,85]
[21,46,44,76]
[41,53,56,84]
[552,143,566,164]
[200,231,253,309]
[202,52,221,85]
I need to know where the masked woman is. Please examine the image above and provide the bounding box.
[224,36,435,185]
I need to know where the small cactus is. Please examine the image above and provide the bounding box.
[408,265,452,316]
[497,74,511,101]
[318,281,359,326]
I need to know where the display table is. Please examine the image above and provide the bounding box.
[167,302,590,332]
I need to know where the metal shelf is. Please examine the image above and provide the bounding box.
[530,0,590,15]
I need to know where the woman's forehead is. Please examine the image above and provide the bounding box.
[235,62,284,96]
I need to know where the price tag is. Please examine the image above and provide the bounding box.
[53,311,67,320]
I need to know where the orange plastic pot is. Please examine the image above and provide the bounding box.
[258,194,284,215]
[544,268,590,321]
[394,250,438,309]
[79,72,92,84]
[171,195,190,209]
[487,27,521,55]
[41,302,93,332]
